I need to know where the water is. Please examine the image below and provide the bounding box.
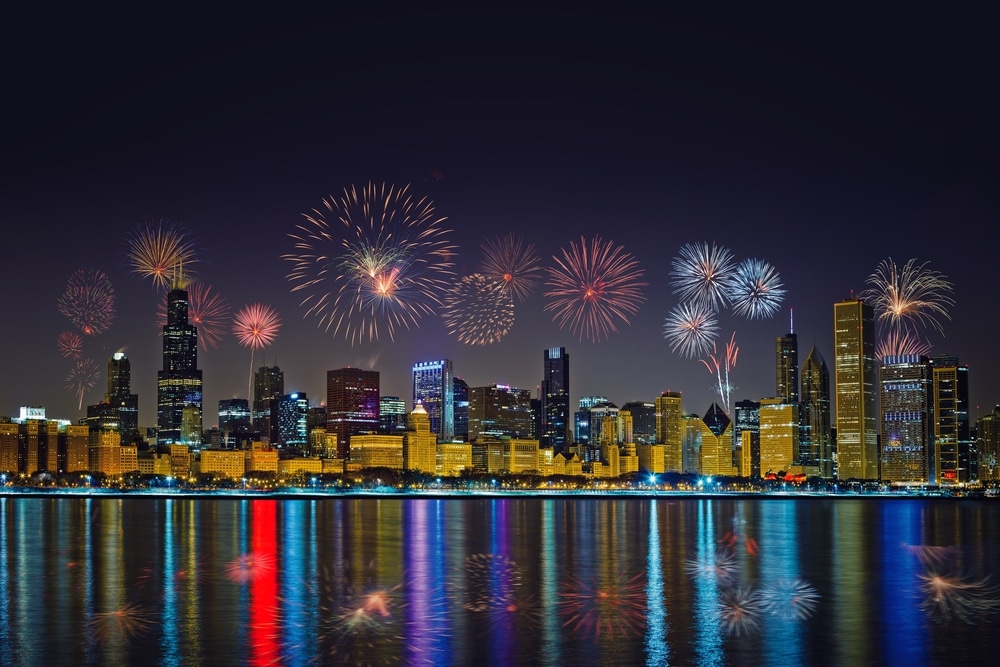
[1,494,998,666]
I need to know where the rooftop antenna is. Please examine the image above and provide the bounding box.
[790,307,794,334]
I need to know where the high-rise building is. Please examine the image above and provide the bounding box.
[776,331,799,404]
[976,405,1000,482]
[327,368,380,459]
[656,391,683,472]
[468,384,533,440]
[759,398,800,475]
[253,364,284,443]
[218,398,252,448]
[586,402,619,462]
[833,298,878,480]
[880,354,932,483]
[106,352,139,443]
[403,404,437,474]
[412,360,454,441]
[275,392,309,450]
[621,401,656,444]
[379,396,407,433]
[733,399,761,477]
[540,347,570,453]
[453,376,469,441]
[930,355,970,484]
[157,272,203,446]
[800,346,832,477]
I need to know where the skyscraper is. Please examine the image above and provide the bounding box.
[379,396,407,433]
[275,392,308,450]
[775,330,799,404]
[412,360,454,442]
[833,298,878,480]
[540,347,570,453]
[253,364,284,443]
[879,354,931,483]
[327,368,380,459]
[453,376,469,442]
[218,398,251,448]
[930,355,970,484]
[800,345,832,477]
[157,272,203,446]
[656,391,683,472]
[976,406,1000,482]
[621,401,656,444]
[106,352,139,443]
[733,399,761,477]
[468,384,533,440]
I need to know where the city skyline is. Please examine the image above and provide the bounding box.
[2,11,996,426]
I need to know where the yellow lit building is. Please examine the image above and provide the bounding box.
[169,444,191,479]
[637,444,666,473]
[62,425,90,473]
[277,457,323,476]
[246,442,279,475]
[693,418,737,477]
[403,404,437,474]
[834,298,878,480]
[436,441,472,477]
[201,449,246,480]
[759,398,800,475]
[349,433,403,470]
[656,391,683,472]
[0,423,18,472]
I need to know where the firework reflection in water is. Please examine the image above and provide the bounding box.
[683,547,739,584]
[224,551,277,585]
[558,571,647,641]
[759,578,820,621]
[716,585,764,637]
[457,552,524,613]
[88,601,155,645]
[319,578,410,666]
[917,570,1000,624]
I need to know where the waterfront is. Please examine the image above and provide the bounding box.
[2,496,999,666]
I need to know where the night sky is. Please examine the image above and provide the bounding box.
[2,10,996,428]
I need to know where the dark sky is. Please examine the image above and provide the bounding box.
[2,9,996,427]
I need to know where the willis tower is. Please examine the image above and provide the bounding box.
[157,266,203,445]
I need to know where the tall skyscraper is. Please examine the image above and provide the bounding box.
[775,329,799,404]
[621,401,656,444]
[656,391,683,472]
[468,384,533,440]
[540,347,570,453]
[800,345,832,477]
[759,397,799,475]
[833,298,878,480]
[157,272,203,446]
[253,364,284,442]
[379,396,407,433]
[930,355,970,484]
[879,354,931,483]
[976,406,1000,482]
[218,398,251,448]
[275,392,308,449]
[412,360,454,441]
[327,368,380,459]
[734,399,761,477]
[453,376,469,441]
[106,352,139,443]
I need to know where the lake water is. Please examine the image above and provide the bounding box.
[1,494,998,666]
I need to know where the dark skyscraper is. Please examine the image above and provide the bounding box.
[930,355,971,484]
[275,392,308,450]
[156,274,203,445]
[801,345,832,477]
[253,364,284,443]
[621,401,656,444]
[106,352,139,443]
[218,398,251,448]
[540,347,570,453]
[453,376,469,442]
[327,368,380,459]
[776,330,799,404]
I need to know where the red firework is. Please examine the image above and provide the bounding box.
[156,282,230,349]
[57,331,84,359]
[224,552,277,584]
[57,267,116,335]
[543,235,647,342]
[233,303,282,349]
[125,219,199,290]
[479,231,543,302]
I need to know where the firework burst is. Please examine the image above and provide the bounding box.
[861,258,955,334]
[759,578,820,620]
[455,552,524,613]
[224,552,277,584]
[917,570,1000,623]
[663,301,720,358]
[716,585,764,637]
[156,282,230,349]
[478,232,543,302]
[320,580,408,665]
[441,274,515,345]
[558,570,647,641]
[57,331,84,359]
[57,267,116,336]
[875,327,934,360]
[283,182,456,344]
[683,548,740,584]
[727,258,785,319]
[543,235,647,343]
[669,242,736,311]
[700,332,738,416]
[66,358,99,410]
[124,219,199,290]
[88,601,155,644]
[233,303,281,404]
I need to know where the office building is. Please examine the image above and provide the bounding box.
[379,396,407,433]
[833,298,878,480]
[656,391,683,472]
[540,347,570,453]
[930,356,970,484]
[106,352,139,443]
[403,403,437,474]
[733,399,761,477]
[412,360,454,442]
[253,364,284,442]
[468,384,533,441]
[454,376,469,441]
[219,398,252,448]
[759,398,800,475]
[275,392,308,450]
[776,330,799,404]
[880,354,931,483]
[327,368,380,459]
[976,406,1000,482]
[622,401,656,444]
[156,270,203,445]
[801,346,832,477]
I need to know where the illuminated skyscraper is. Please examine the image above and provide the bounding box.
[253,364,284,442]
[275,392,308,449]
[930,355,970,484]
[157,272,203,445]
[833,298,878,480]
[976,406,1000,482]
[734,399,761,477]
[879,354,931,483]
[327,368,380,459]
[453,376,469,441]
[106,352,139,443]
[759,397,799,475]
[540,347,570,453]
[775,330,799,404]
[218,398,251,448]
[412,360,454,442]
[379,396,407,433]
[468,384,533,440]
[656,391,683,472]
[800,345,832,477]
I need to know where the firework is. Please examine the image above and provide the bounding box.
[543,235,647,343]
[456,552,524,613]
[759,578,820,620]
[156,282,230,349]
[57,267,116,336]
[917,570,1000,623]
[663,301,719,358]
[320,580,408,665]
[283,182,456,344]
[875,327,934,360]
[861,258,955,335]
[558,570,647,641]
[478,232,543,302]
[716,585,764,637]
[224,552,277,584]
[124,219,198,290]
[57,331,84,359]
[669,242,736,311]
[441,274,515,345]
[700,332,738,416]
[233,303,282,349]
[66,358,99,410]
[683,548,740,584]
[88,602,155,644]
[727,258,785,319]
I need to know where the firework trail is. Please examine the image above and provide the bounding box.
[716,585,764,637]
[683,547,740,584]
[441,274,515,345]
[669,242,736,312]
[700,332,738,416]
[917,570,1000,623]
[283,182,456,344]
[558,570,647,641]
[875,327,934,360]
[663,301,719,358]
[727,258,785,320]
[57,331,84,359]
[233,303,282,403]
[478,232,543,302]
[759,578,820,620]
[124,219,199,290]
[66,358,99,410]
[543,235,647,343]
[156,282,230,349]
[57,267,116,336]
